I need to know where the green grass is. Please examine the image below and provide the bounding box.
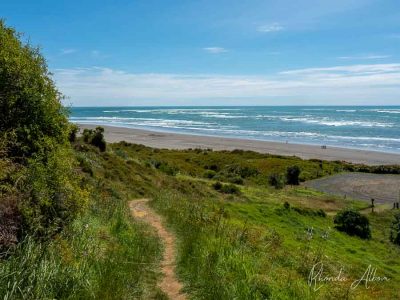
[1,140,399,299]
[150,182,400,299]
[0,143,165,299]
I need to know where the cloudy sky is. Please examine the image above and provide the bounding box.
[2,0,400,106]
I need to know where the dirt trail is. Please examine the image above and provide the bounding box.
[129,199,187,300]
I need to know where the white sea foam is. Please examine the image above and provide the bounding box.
[278,117,393,127]
[363,108,400,114]
[336,109,356,112]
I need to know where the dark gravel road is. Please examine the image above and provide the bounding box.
[304,173,400,204]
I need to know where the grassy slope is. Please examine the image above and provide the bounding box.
[113,142,399,299]
[2,140,399,299]
[0,142,166,299]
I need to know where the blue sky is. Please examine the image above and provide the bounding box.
[2,0,400,106]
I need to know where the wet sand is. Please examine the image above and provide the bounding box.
[79,124,400,166]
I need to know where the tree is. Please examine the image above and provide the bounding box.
[334,210,371,239]
[0,20,69,160]
[286,165,301,185]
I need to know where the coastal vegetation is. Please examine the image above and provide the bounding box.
[1,21,400,299]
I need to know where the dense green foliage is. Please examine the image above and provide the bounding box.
[0,21,87,241]
[390,213,400,246]
[82,127,107,151]
[0,143,164,298]
[268,173,285,189]
[286,165,301,185]
[0,20,69,160]
[334,209,371,239]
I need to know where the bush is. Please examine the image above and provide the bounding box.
[212,181,222,191]
[205,164,219,171]
[203,170,216,179]
[0,21,69,160]
[68,124,79,143]
[283,202,290,210]
[220,184,241,195]
[334,210,371,239]
[158,163,178,176]
[20,147,89,236]
[222,164,259,178]
[0,195,21,252]
[226,176,244,185]
[390,213,400,246]
[212,182,240,195]
[0,21,88,241]
[286,166,301,185]
[268,173,285,189]
[81,127,106,152]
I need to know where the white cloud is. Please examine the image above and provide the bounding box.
[257,23,284,33]
[338,54,391,60]
[203,47,228,54]
[54,63,400,106]
[279,64,400,75]
[60,48,77,55]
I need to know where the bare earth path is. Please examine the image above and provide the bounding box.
[129,199,187,300]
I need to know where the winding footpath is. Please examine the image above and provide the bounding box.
[129,199,187,300]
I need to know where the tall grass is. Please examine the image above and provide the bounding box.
[151,188,399,300]
[0,174,163,299]
[151,191,315,299]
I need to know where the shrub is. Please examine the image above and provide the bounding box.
[283,201,290,210]
[390,213,400,246]
[0,21,88,240]
[68,124,79,143]
[226,176,244,185]
[158,163,178,176]
[268,173,285,189]
[223,164,259,178]
[0,21,69,160]
[205,164,219,171]
[82,129,92,143]
[81,127,106,152]
[212,181,222,191]
[213,183,241,195]
[91,127,106,151]
[286,166,301,185]
[0,195,21,252]
[220,184,240,195]
[334,210,371,239]
[203,170,216,179]
[147,159,177,175]
[20,147,89,236]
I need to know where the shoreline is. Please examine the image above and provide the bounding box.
[78,124,400,166]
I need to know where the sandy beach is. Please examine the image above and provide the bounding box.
[79,124,400,165]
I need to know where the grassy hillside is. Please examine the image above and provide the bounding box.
[1,133,400,299]
[111,141,400,299]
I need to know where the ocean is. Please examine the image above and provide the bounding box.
[70,106,400,154]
